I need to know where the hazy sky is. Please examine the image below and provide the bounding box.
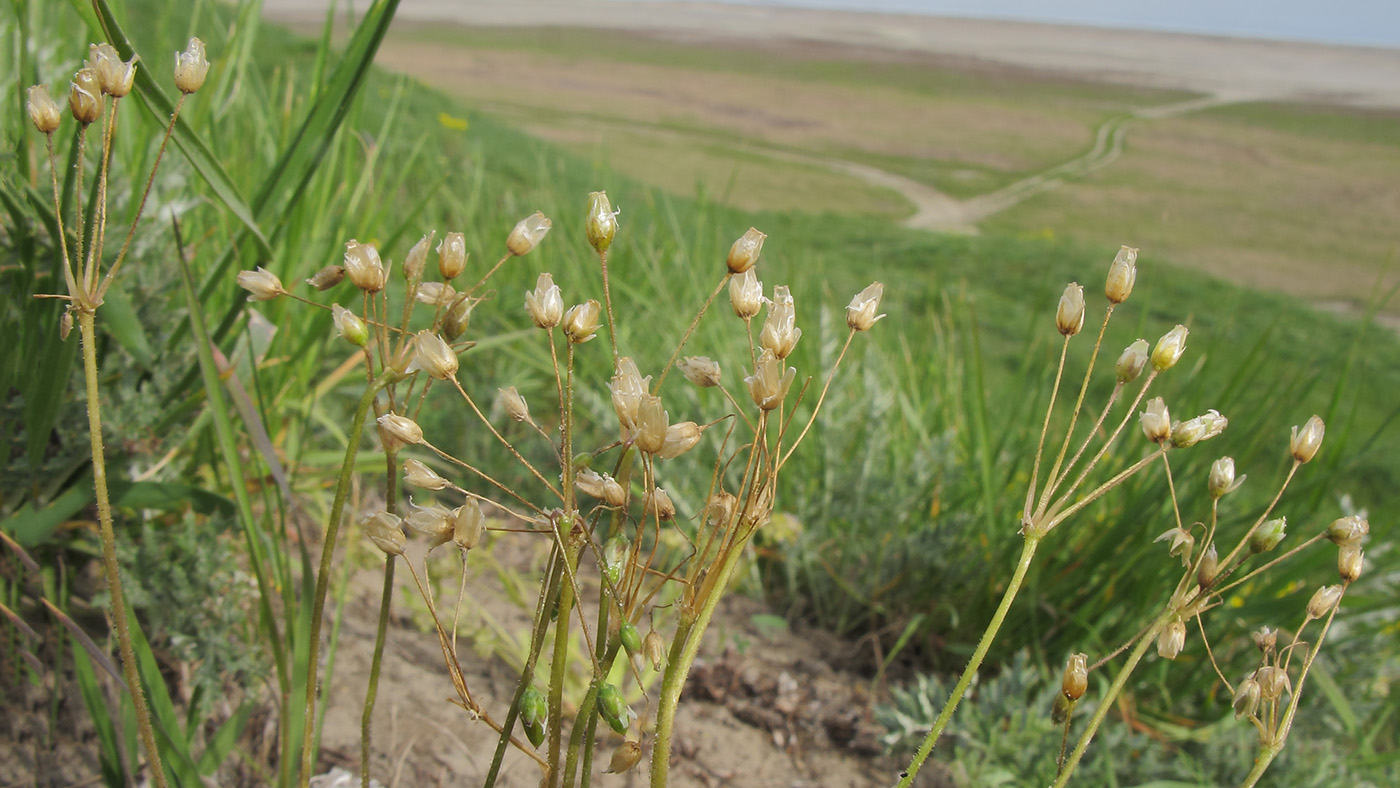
[634,0,1400,48]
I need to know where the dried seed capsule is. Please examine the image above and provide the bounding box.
[1197,543,1219,588]
[454,499,486,551]
[1289,415,1325,463]
[402,232,433,281]
[173,37,210,94]
[236,267,285,302]
[404,503,454,548]
[499,386,530,423]
[1232,675,1262,719]
[1251,626,1277,654]
[305,264,346,291]
[404,459,448,491]
[759,285,802,359]
[562,300,601,344]
[377,413,424,448]
[1154,526,1194,567]
[1139,397,1171,444]
[1249,517,1287,555]
[524,272,563,329]
[586,191,618,254]
[26,85,62,133]
[619,622,642,654]
[1151,324,1188,372]
[415,281,457,308]
[609,357,650,434]
[1105,245,1138,304]
[407,331,458,380]
[1256,666,1291,702]
[59,310,73,341]
[746,349,796,411]
[69,68,103,125]
[442,295,473,341]
[644,487,675,520]
[1156,618,1186,660]
[643,630,665,670]
[1171,409,1227,448]
[343,240,386,293]
[678,356,721,388]
[332,304,368,347]
[634,395,668,454]
[1056,282,1085,336]
[605,740,642,774]
[1051,692,1073,724]
[1061,653,1088,701]
[1325,515,1368,547]
[729,268,763,319]
[727,227,765,273]
[506,211,551,256]
[846,282,885,331]
[1208,457,1243,498]
[89,43,135,98]
[438,232,466,280]
[1306,584,1343,620]
[659,421,703,460]
[597,683,630,735]
[1338,544,1364,583]
[1115,339,1150,383]
[362,511,405,557]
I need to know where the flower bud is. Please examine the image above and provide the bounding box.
[1105,245,1138,304]
[404,502,454,548]
[1171,409,1227,448]
[89,43,136,97]
[454,499,487,550]
[727,227,766,273]
[524,272,564,329]
[1306,584,1343,620]
[586,191,619,254]
[506,211,551,256]
[605,740,642,775]
[1338,544,1363,583]
[1056,282,1085,336]
[173,37,210,94]
[1197,543,1219,587]
[1256,666,1291,702]
[1289,415,1324,463]
[1325,515,1368,547]
[619,621,642,654]
[521,685,547,746]
[644,487,676,520]
[442,294,473,341]
[377,413,424,448]
[1115,339,1150,383]
[343,240,386,293]
[729,268,763,319]
[1232,676,1261,719]
[759,285,802,358]
[846,282,885,331]
[1208,457,1242,498]
[404,459,449,491]
[236,267,284,301]
[1249,517,1287,555]
[331,304,368,347]
[659,421,703,460]
[678,356,721,388]
[1140,397,1171,444]
[362,511,405,557]
[643,630,665,670]
[562,300,601,344]
[397,232,429,282]
[305,264,346,290]
[1154,526,1194,567]
[746,349,796,411]
[1061,653,1088,701]
[438,231,466,280]
[69,68,103,125]
[407,331,458,380]
[1151,324,1188,372]
[1252,626,1277,653]
[1157,618,1186,660]
[27,85,63,133]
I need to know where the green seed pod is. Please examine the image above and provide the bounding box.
[620,622,642,654]
[597,683,630,735]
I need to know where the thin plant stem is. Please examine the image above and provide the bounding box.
[77,309,171,788]
[468,252,513,296]
[895,534,1042,788]
[361,446,401,788]
[1037,307,1113,517]
[1025,337,1070,523]
[655,274,729,391]
[42,134,82,304]
[777,330,855,471]
[598,249,618,364]
[299,373,393,787]
[452,379,562,500]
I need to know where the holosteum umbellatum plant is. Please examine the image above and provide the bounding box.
[895,248,1370,788]
[27,38,212,788]
[238,195,885,787]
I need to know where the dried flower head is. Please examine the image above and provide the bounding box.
[562,300,601,344]
[173,37,210,94]
[846,282,886,331]
[1253,626,1278,653]
[1256,666,1291,702]
[1157,618,1186,660]
[404,458,449,491]
[746,349,796,411]
[643,630,666,670]
[524,272,564,329]
[1289,415,1325,464]
[609,358,651,436]
[498,386,530,423]
[1325,515,1368,547]
[729,268,763,319]
[634,394,669,454]
[576,470,627,507]
[404,502,454,548]
[396,232,430,282]
[1154,526,1195,567]
[678,356,722,388]
[415,281,457,308]
[727,227,766,273]
[1307,584,1344,620]
[605,740,642,775]
[26,85,62,133]
[507,211,551,256]
[586,191,619,254]
[1105,245,1138,304]
[331,304,368,347]
[453,499,486,550]
[1056,282,1085,336]
[658,421,703,460]
[1151,324,1188,372]
[1115,339,1150,383]
[407,331,458,380]
[305,264,346,291]
[438,231,466,280]
[1140,397,1171,444]
[1338,544,1364,583]
[759,285,802,359]
[1232,675,1262,719]
[1061,653,1088,701]
[69,67,103,125]
[89,43,136,97]
[362,511,405,557]
[377,413,424,448]
[236,267,285,302]
[343,240,386,293]
[644,487,675,520]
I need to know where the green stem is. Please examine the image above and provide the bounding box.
[78,310,171,788]
[361,448,401,788]
[1051,611,1170,788]
[546,537,583,787]
[299,373,392,786]
[895,534,1042,788]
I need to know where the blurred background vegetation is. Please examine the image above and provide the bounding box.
[2,0,1395,784]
